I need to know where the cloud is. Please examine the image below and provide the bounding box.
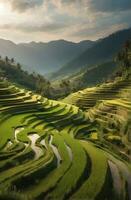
[4,0,131,14]
[10,0,44,12]
[88,0,131,12]
[51,0,88,15]
[70,23,129,40]
[0,22,69,33]
[68,8,131,40]
[0,0,131,43]
[50,0,131,13]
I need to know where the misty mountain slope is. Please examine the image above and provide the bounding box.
[67,61,117,88]
[50,28,131,80]
[0,39,94,74]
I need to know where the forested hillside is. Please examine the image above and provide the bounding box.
[0,39,94,74]
[0,57,52,97]
[51,28,131,80]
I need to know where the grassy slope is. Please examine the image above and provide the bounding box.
[0,67,131,200]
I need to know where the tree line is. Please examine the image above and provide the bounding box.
[115,40,131,78]
[0,55,53,97]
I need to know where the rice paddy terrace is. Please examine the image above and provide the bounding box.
[64,75,131,153]
[0,77,131,200]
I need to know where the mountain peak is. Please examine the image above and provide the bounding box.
[0,37,95,74]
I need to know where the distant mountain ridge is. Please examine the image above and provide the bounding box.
[0,39,95,74]
[50,28,131,80]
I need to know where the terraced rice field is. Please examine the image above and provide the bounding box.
[0,79,131,200]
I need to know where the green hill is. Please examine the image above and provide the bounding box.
[50,28,131,80]
[0,72,131,199]
[0,57,52,98]
[66,61,117,88]
[63,47,131,162]
[51,61,118,99]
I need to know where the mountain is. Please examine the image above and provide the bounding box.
[0,57,51,97]
[51,61,118,99]
[67,61,117,88]
[50,28,131,80]
[0,39,95,74]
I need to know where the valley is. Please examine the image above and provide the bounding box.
[0,59,131,199]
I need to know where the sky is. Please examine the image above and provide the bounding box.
[0,0,131,43]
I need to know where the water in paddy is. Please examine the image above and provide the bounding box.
[116,160,131,200]
[4,140,13,150]
[108,160,122,198]
[28,134,43,160]
[40,139,47,149]
[106,152,131,199]
[49,135,62,167]
[64,142,73,161]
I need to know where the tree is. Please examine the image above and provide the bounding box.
[0,68,5,78]
[124,40,131,53]
[116,40,131,78]
[5,56,9,63]
[17,63,21,70]
[60,80,71,95]
[11,58,15,64]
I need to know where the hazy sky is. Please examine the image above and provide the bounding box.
[0,0,131,43]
